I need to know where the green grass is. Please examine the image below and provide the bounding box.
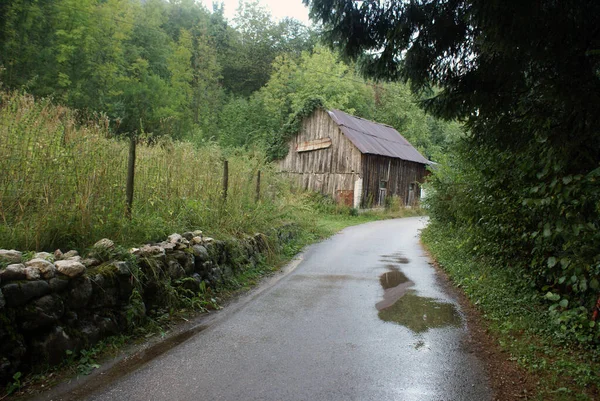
[0,91,425,256]
[0,92,304,252]
[321,208,424,232]
[421,221,600,401]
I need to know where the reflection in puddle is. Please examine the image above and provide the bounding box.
[378,291,462,333]
[380,267,409,289]
[377,262,461,333]
[380,252,410,264]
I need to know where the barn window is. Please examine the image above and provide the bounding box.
[296,137,332,152]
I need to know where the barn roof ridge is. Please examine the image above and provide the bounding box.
[335,112,396,129]
[336,123,407,144]
[326,109,431,165]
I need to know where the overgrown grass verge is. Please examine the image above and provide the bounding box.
[0,91,302,252]
[421,221,600,401]
[0,91,424,256]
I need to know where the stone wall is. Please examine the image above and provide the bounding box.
[0,230,275,385]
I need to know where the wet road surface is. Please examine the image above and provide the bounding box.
[78,217,492,400]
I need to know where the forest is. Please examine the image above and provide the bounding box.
[0,0,459,159]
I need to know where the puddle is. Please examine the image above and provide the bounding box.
[292,274,368,282]
[378,291,462,333]
[380,267,409,289]
[380,252,410,264]
[376,263,461,333]
[44,324,208,401]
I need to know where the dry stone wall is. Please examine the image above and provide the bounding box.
[0,230,275,384]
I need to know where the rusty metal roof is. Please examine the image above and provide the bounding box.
[327,109,431,165]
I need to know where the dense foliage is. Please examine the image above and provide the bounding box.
[0,0,458,159]
[0,0,313,139]
[225,44,462,158]
[306,0,600,342]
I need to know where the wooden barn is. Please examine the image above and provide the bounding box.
[278,108,431,208]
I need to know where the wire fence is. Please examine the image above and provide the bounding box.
[0,92,280,251]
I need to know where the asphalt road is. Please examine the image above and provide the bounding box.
[80,217,492,400]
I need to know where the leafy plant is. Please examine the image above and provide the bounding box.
[5,372,22,395]
[76,349,100,376]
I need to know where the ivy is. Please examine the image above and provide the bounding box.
[266,97,325,161]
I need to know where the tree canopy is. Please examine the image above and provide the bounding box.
[0,0,460,159]
[217,44,460,158]
[306,1,600,146]
[0,0,316,138]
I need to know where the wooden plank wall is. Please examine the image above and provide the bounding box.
[361,155,427,207]
[280,172,358,199]
[279,109,362,200]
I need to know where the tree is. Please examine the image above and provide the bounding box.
[372,82,461,160]
[188,25,224,137]
[259,45,374,130]
[218,1,316,97]
[0,0,56,93]
[306,1,600,149]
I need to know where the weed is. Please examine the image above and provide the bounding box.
[0,92,297,252]
[4,372,21,396]
[76,349,100,376]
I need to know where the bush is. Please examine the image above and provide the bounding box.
[425,136,600,344]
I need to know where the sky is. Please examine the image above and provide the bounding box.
[199,0,312,25]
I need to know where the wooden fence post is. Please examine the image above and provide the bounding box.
[255,170,261,203]
[222,160,228,202]
[125,134,136,219]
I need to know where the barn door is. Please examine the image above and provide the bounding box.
[378,180,387,206]
[407,183,416,206]
[378,160,391,206]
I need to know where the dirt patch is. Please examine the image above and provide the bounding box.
[422,245,538,401]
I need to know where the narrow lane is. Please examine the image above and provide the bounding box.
[86,217,492,400]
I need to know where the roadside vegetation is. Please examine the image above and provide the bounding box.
[422,223,599,400]
[0,90,288,252]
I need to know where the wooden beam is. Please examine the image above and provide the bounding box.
[296,137,332,152]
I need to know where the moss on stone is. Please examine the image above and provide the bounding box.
[87,263,118,278]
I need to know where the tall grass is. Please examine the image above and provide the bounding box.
[0,92,294,251]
